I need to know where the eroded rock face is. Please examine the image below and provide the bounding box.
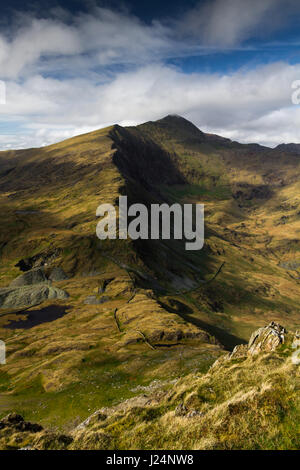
[9,267,48,288]
[0,285,69,308]
[15,250,61,272]
[248,322,286,356]
[0,267,69,308]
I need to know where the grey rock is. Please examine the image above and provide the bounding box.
[0,284,69,309]
[84,295,110,305]
[81,270,102,277]
[10,267,48,288]
[278,260,300,271]
[84,295,98,305]
[15,210,40,215]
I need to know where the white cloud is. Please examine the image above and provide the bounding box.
[1,61,300,149]
[0,4,300,149]
[1,2,298,80]
[0,8,174,80]
[178,0,298,47]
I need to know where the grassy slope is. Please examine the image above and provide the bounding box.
[0,332,298,450]
[70,332,299,450]
[0,115,299,439]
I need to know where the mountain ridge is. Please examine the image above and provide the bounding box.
[1,114,292,155]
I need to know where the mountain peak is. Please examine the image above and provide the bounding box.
[158,114,203,131]
[160,114,189,121]
[137,114,205,142]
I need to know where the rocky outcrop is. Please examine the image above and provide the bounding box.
[9,267,47,287]
[212,322,287,368]
[15,250,61,272]
[0,284,69,308]
[0,267,69,308]
[247,322,286,356]
[0,413,43,433]
[75,411,107,431]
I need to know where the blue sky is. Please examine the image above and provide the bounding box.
[1,0,300,149]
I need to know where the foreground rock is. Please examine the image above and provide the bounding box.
[0,284,69,308]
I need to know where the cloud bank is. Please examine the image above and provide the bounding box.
[0,1,300,149]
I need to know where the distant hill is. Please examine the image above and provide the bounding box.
[276,143,300,154]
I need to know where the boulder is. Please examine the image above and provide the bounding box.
[0,284,69,309]
[10,267,48,288]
